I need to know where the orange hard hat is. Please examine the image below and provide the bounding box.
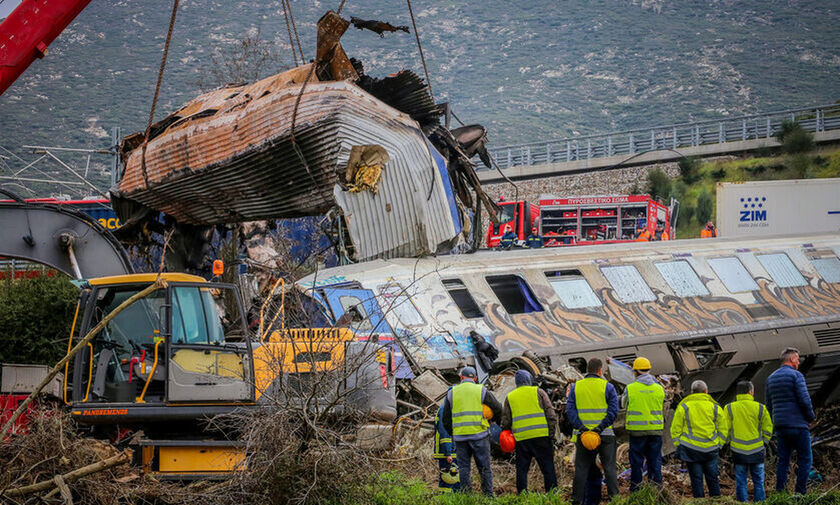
[580,430,601,451]
[483,404,493,420]
[500,429,516,453]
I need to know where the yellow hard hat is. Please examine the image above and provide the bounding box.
[632,357,652,371]
[580,430,601,451]
[483,404,493,420]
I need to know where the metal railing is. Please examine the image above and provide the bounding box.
[486,103,840,170]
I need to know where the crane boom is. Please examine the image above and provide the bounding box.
[0,0,93,96]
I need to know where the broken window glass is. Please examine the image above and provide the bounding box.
[812,257,840,283]
[708,257,759,293]
[545,270,601,309]
[655,260,709,297]
[757,253,807,288]
[377,284,425,327]
[442,278,483,319]
[338,295,373,331]
[601,265,656,303]
[485,275,544,314]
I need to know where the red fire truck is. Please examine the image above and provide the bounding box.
[486,194,675,248]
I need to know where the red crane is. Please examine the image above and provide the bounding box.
[0,0,93,96]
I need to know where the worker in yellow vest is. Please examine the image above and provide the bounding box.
[671,380,729,498]
[500,370,557,493]
[442,366,502,496]
[725,381,773,502]
[567,358,620,505]
[621,357,665,491]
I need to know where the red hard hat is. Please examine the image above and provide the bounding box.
[500,429,516,453]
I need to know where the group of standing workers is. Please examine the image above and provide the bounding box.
[433,347,816,502]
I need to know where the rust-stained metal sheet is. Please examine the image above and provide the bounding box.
[116,75,462,261]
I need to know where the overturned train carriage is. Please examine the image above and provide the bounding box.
[297,233,840,406]
[113,66,462,262]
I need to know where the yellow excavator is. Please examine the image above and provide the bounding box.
[1,194,396,478]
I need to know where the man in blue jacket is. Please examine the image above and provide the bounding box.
[765,347,815,494]
[567,358,620,505]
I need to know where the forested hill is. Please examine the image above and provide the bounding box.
[1,0,839,189]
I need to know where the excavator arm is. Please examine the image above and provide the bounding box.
[0,0,93,96]
[0,190,133,278]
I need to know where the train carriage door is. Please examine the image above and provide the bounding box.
[167,283,252,402]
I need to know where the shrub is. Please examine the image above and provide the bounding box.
[711,167,727,180]
[696,189,714,225]
[776,120,815,154]
[646,168,672,200]
[678,205,695,227]
[790,154,812,178]
[0,273,78,365]
[677,157,701,184]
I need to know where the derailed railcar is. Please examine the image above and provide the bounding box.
[297,233,840,405]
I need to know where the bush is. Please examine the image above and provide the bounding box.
[776,120,815,154]
[710,167,727,180]
[678,205,695,227]
[646,168,672,200]
[0,274,78,366]
[677,157,701,184]
[696,189,714,225]
[790,154,813,178]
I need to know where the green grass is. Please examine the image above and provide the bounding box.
[348,474,840,505]
[673,147,840,239]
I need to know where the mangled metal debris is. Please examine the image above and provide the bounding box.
[113,10,496,262]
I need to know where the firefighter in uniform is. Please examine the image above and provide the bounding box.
[725,381,773,502]
[501,370,557,493]
[525,227,543,249]
[498,224,517,250]
[567,358,620,505]
[434,404,459,493]
[671,380,729,498]
[635,226,651,241]
[442,366,502,495]
[701,221,718,238]
[622,357,665,491]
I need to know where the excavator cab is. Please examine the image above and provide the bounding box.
[68,273,254,427]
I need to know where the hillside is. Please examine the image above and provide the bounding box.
[1,0,839,196]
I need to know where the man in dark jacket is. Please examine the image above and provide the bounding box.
[765,347,815,494]
[567,358,620,505]
[500,370,557,493]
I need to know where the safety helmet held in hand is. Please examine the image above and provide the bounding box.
[580,430,601,451]
[632,357,652,371]
[482,404,493,420]
[441,463,460,485]
[500,429,516,453]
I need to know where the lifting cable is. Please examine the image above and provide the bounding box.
[282,0,299,66]
[405,0,433,102]
[283,0,305,63]
[336,0,347,15]
[140,0,180,190]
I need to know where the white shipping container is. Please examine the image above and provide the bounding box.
[1,363,63,396]
[716,178,840,237]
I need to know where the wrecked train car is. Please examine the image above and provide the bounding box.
[297,233,840,406]
[113,11,492,263]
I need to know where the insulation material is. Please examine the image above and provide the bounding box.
[345,145,389,194]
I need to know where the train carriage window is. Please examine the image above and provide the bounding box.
[601,265,656,303]
[442,279,483,319]
[757,253,807,288]
[655,260,709,297]
[812,257,840,283]
[377,284,425,327]
[708,257,759,293]
[485,275,544,314]
[545,270,601,309]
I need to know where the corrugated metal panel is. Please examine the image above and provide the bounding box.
[332,113,457,261]
[118,77,459,260]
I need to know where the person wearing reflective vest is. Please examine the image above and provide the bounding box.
[442,366,502,496]
[567,358,620,505]
[525,227,543,249]
[621,357,665,491]
[500,370,557,493]
[434,404,459,493]
[498,225,517,250]
[671,380,730,498]
[725,381,773,502]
